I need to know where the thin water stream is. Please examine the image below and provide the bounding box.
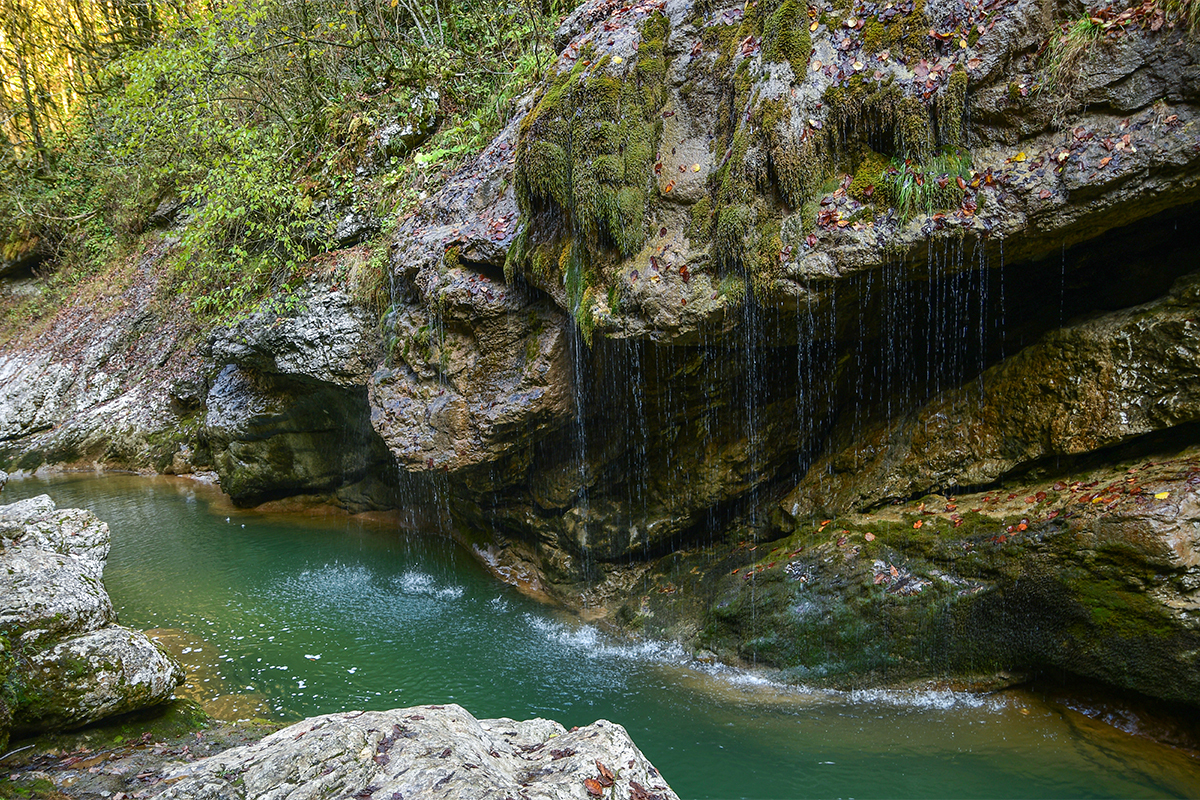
[7,474,1200,799]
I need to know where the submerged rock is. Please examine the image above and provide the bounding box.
[153,704,678,800]
[0,495,183,749]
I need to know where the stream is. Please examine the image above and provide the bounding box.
[6,473,1200,799]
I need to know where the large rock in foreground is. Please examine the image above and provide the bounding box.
[154,704,678,800]
[0,494,184,749]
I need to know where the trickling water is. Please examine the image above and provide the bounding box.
[6,473,1200,800]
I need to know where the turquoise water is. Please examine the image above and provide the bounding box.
[6,474,1200,799]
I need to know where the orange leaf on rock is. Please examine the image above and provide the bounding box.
[584,777,605,796]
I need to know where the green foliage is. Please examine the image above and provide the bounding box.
[1044,16,1102,94]
[880,150,972,220]
[1,0,561,328]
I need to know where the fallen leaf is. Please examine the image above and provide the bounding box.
[663,181,675,192]
[1155,491,1170,499]
[864,532,876,541]
[692,163,701,172]
[913,520,924,529]
[810,19,820,30]
[595,760,615,787]
[612,55,623,64]
[584,777,605,796]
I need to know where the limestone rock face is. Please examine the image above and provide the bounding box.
[787,272,1200,517]
[368,280,574,476]
[0,495,184,748]
[202,284,396,509]
[153,704,678,800]
[0,238,203,473]
[208,286,381,388]
[652,450,1200,705]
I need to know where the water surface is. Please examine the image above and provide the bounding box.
[6,474,1199,799]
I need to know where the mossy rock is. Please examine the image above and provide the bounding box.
[761,0,812,76]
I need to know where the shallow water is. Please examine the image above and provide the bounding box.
[7,474,1200,799]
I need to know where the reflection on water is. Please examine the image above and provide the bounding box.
[5,473,1200,800]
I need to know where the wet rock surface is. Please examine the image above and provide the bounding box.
[0,495,183,749]
[202,283,397,509]
[152,704,678,800]
[617,446,1200,704]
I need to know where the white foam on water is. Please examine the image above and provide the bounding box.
[842,687,1004,711]
[394,569,464,600]
[523,614,690,665]
[522,614,1002,713]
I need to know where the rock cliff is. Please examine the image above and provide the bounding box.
[2,0,1200,705]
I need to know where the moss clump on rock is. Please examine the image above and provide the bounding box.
[848,147,895,205]
[510,13,671,342]
[858,0,932,59]
[938,67,969,148]
[762,0,812,76]
[825,75,935,163]
[514,17,670,256]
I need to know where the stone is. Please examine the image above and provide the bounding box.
[11,626,185,735]
[153,704,678,800]
[0,496,184,744]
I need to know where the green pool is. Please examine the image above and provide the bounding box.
[6,474,1199,799]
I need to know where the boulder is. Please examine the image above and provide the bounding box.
[0,495,184,747]
[153,704,678,800]
[11,626,184,735]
